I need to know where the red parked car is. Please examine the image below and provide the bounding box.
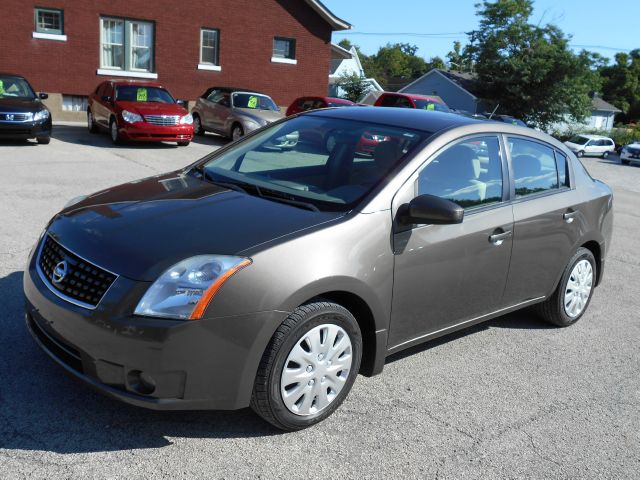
[286,96,354,116]
[87,80,194,146]
[374,92,450,112]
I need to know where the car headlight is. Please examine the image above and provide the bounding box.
[122,110,143,123]
[34,109,49,122]
[134,255,251,320]
[180,114,193,125]
[243,119,261,131]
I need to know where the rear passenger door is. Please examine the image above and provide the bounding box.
[501,136,582,305]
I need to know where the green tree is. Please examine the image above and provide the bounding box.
[336,72,372,102]
[425,56,447,71]
[465,0,596,128]
[599,50,640,123]
[446,41,473,72]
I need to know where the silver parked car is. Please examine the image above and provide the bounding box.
[620,141,640,165]
[25,108,613,431]
[191,86,297,147]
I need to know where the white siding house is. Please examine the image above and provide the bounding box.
[328,44,382,99]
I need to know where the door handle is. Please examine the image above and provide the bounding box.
[489,230,512,245]
[563,211,577,223]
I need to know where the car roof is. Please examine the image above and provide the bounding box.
[382,92,445,102]
[306,106,480,133]
[0,72,26,78]
[573,134,611,140]
[108,80,166,88]
[207,86,265,95]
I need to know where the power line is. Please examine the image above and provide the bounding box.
[570,44,632,53]
[339,31,467,38]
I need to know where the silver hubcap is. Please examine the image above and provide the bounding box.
[564,259,593,318]
[232,127,242,140]
[280,324,353,416]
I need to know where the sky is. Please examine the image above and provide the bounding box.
[322,0,640,63]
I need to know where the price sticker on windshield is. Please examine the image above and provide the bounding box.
[0,80,4,96]
[247,96,258,108]
[426,103,435,111]
[137,88,148,102]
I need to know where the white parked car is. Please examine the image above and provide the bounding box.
[620,141,640,165]
[564,135,616,158]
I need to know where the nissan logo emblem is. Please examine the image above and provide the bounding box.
[52,260,68,284]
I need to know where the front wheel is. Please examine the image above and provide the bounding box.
[534,247,596,327]
[193,114,204,136]
[602,151,609,159]
[36,136,50,145]
[621,159,630,165]
[177,141,190,147]
[577,150,584,158]
[109,117,122,145]
[87,109,98,133]
[251,302,362,431]
[231,124,244,141]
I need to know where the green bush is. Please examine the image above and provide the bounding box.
[550,125,640,147]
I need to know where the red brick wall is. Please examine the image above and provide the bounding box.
[0,0,333,105]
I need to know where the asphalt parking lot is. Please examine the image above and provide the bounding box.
[1,126,639,479]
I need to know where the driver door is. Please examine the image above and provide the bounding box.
[388,135,514,349]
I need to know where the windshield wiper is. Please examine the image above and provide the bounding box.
[191,166,248,193]
[256,187,320,212]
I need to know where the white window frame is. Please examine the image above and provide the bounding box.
[271,37,297,65]
[198,28,221,71]
[33,7,66,41]
[99,17,155,74]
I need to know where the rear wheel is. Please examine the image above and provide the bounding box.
[602,151,609,159]
[251,302,362,431]
[535,247,596,327]
[577,150,584,158]
[36,136,50,145]
[87,109,98,133]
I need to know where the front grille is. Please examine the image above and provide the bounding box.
[37,235,117,309]
[28,314,84,373]
[0,112,32,122]
[145,114,180,126]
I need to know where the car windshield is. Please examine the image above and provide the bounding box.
[569,135,590,145]
[198,115,428,210]
[414,100,450,112]
[115,86,175,103]
[232,93,278,111]
[0,75,36,99]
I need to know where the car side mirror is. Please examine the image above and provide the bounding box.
[397,194,464,225]
[39,92,48,100]
[101,95,112,103]
[176,100,187,107]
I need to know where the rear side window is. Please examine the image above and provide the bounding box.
[509,138,567,197]
[418,136,503,210]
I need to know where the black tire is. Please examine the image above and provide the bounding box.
[251,301,362,431]
[36,136,50,145]
[577,150,584,158]
[109,117,122,145]
[602,151,609,159]
[231,123,244,141]
[621,159,630,165]
[177,141,190,147]
[534,247,596,327]
[193,114,205,136]
[87,109,98,133]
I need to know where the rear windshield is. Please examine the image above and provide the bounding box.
[0,75,36,99]
[199,115,429,211]
[232,93,278,111]
[568,135,590,145]
[414,100,450,112]
[115,86,175,104]
[327,102,353,108]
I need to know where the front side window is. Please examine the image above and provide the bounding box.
[568,135,589,145]
[232,93,278,111]
[200,116,428,210]
[200,28,220,65]
[273,37,296,60]
[510,138,560,197]
[418,136,503,210]
[100,18,154,72]
[35,8,63,34]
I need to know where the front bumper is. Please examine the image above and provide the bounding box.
[620,151,640,163]
[24,246,285,410]
[119,123,194,142]
[0,120,51,139]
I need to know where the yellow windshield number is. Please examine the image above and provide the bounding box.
[247,96,258,108]
[426,103,435,111]
[137,88,148,102]
[0,80,4,96]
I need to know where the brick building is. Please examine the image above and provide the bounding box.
[0,0,350,120]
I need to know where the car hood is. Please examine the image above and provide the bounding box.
[46,172,343,281]
[0,97,46,113]
[235,108,284,124]
[116,101,188,117]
